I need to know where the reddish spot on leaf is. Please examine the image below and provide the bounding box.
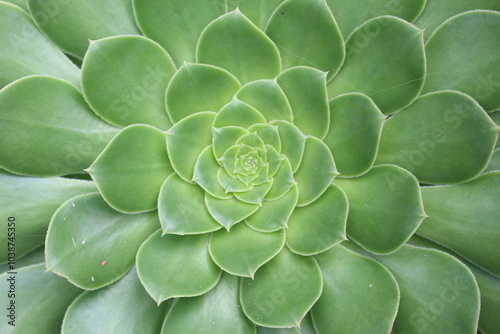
[100,260,106,266]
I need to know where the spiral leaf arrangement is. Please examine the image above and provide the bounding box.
[0,0,499,333]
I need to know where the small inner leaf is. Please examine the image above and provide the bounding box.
[209,223,285,278]
[271,120,306,172]
[205,194,259,230]
[194,146,232,199]
[213,99,267,129]
[213,126,249,159]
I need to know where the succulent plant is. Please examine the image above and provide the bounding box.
[1,0,500,333]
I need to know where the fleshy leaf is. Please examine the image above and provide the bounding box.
[166,63,240,123]
[28,0,140,58]
[45,193,159,289]
[423,10,500,112]
[326,0,426,37]
[328,16,425,114]
[213,99,267,128]
[277,67,329,139]
[205,194,259,230]
[362,244,480,334]
[0,2,80,88]
[82,36,176,130]
[294,137,338,206]
[213,126,249,159]
[249,124,282,152]
[324,93,385,177]
[209,223,285,278]
[194,146,232,199]
[197,10,281,84]
[485,148,500,173]
[0,264,81,333]
[235,181,273,205]
[266,158,295,200]
[133,0,226,66]
[162,273,255,333]
[88,125,172,213]
[218,168,253,193]
[376,91,499,184]
[414,0,500,40]
[158,174,222,235]
[266,0,345,77]
[313,245,399,333]
[265,146,284,178]
[240,247,322,328]
[287,184,347,255]
[418,172,500,276]
[237,80,293,123]
[227,0,284,30]
[166,111,216,182]
[0,75,118,176]
[247,185,299,232]
[63,267,167,334]
[136,231,221,304]
[334,165,426,254]
[271,120,306,172]
[0,170,96,262]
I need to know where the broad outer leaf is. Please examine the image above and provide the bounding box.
[136,231,221,304]
[0,170,96,262]
[326,0,426,37]
[62,267,167,334]
[328,16,425,114]
[197,10,281,84]
[0,76,118,176]
[485,148,500,173]
[313,245,399,334]
[324,93,385,177]
[88,125,173,213]
[236,80,293,123]
[205,195,259,230]
[158,173,222,235]
[334,165,426,254]
[418,172,500,276]
[82,36,176,130]
[166,63,240,123]
[407,235,500,334]
[0,2,80,88]
[46,193,159,289]
[0,264,81,333]
[166,111,216,182]
[363,244,481,334]
[423,10,500,112]
[277,67,330,139]
[28,0,140,58]
[266,0,345,77]
[241,247,323,328]
[414,0,500,40]
[227,0,283,30]
[376,91,499,184]
[209,223,285,278]
[247,185,299,232]
[294,137,338,206]
[133,0,226,66]
[287,184,347,256]
[162,273,255,333]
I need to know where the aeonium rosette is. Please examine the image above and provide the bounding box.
[1,0,499,332]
